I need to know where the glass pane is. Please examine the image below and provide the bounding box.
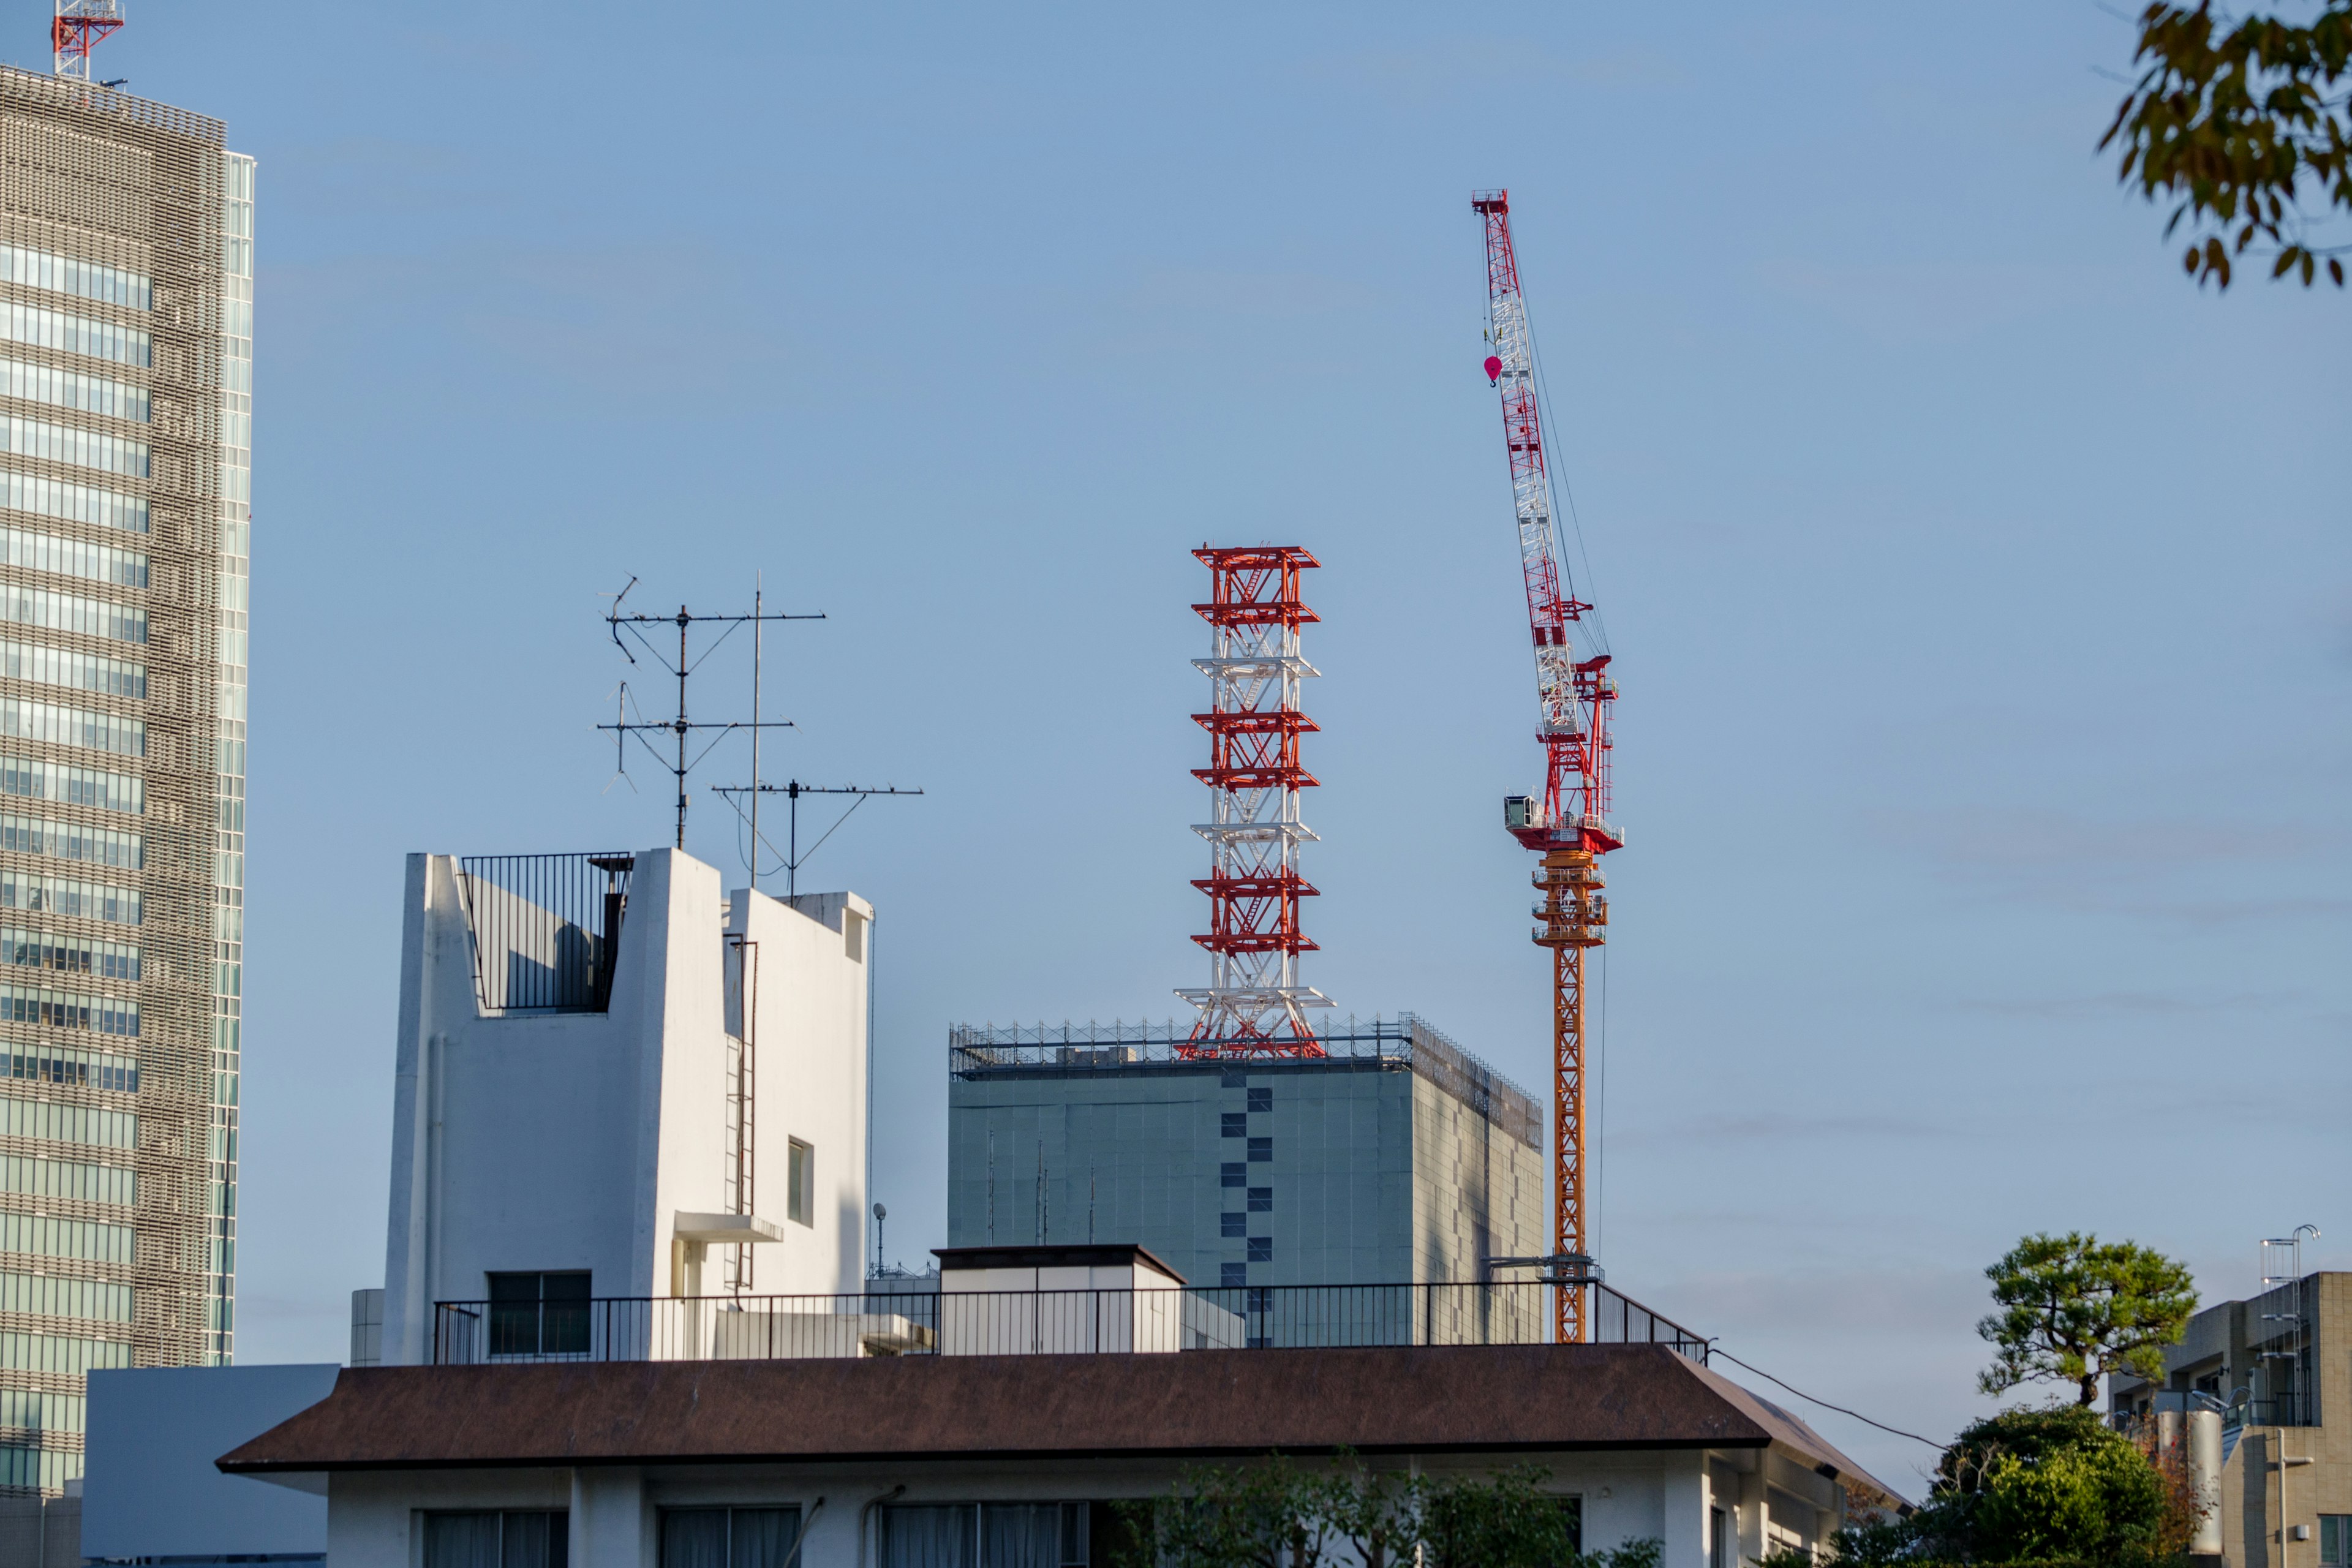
[981,1504,1058,1568]
[503,1512,567,1568]
[881,1505,974,1568]
[488,1274,541,1355]
[730,1508,802,1568]
[424,1514,502,1568]
[663,1511,728,1568]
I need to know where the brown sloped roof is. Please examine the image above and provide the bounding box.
[216,1343,1896,1500]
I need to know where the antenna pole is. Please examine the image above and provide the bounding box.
[676,608,691,848]
[750,576,764,892]
[709,780,924,902]
[600,582,823,853]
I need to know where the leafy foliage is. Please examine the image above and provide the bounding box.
[1934,1407,2170,1564]
[1977,1232,2196,1407]
[1117,1452,1656,1568]
[2103,1,2352,287]
[1833,1406,2190,1567]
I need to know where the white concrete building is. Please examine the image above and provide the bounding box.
[379,847,872,1366]
[216,1338,1892,1568]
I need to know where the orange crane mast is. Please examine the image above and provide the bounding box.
[1472,190,1621,1344]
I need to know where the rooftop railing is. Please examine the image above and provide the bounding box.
[431,1280,1707,1367]
[946,1014,1542,1149]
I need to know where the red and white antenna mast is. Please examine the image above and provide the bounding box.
[1176,545,1331,1058]
[53,1,124,82]
[1473,189,1621,1343]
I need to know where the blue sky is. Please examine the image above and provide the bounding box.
[52,2,2348,1491]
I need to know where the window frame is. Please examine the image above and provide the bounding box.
[658,1505,804,1568]
[420,1509,569,1568]
[785,1138,813,1227]
[485,1270,591,1359]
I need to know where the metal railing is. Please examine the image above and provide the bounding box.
[2241,1394,2316,1428]
[431,1280,1707,1366]
[456,852,635,1014]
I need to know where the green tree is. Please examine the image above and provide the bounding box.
[1119,1453,1656,1568]
[2103,1,2352,287]
[1833,1406,2177,1567]
[1978,1232,2196,1407]
[1929,1405,2171,1565]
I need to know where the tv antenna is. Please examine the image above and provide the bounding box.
[600,577,823,849]
[712,778,924,899]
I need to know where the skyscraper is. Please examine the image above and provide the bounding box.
[0,57,250,1494]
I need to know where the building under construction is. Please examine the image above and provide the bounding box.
[944,1016,1544,1292]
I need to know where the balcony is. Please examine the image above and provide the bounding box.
[431,1280,1708,1366]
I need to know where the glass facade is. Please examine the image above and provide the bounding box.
[0,67,250,1490]
[212,149,253,1363]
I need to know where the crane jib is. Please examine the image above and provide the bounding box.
[1474,186,1619,1348]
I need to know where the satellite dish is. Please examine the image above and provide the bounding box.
[1483,355,1502,385]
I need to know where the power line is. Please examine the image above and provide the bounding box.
[1708,1346,1947,1450]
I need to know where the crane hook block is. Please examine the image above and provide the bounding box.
[1483,355,1502,385]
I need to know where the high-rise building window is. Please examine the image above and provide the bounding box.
[1219,1212,1245,1238]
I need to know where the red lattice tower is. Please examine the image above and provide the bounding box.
[52,1,124,82]
[1175,546,1331,1058]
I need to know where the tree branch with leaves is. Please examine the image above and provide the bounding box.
[2103,1,2352,287]
[1977,1231,2197,1407]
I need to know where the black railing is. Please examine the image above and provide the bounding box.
[431,1281,1708,1366]
[2242,1394,2317,1427]
[457,853,634,1014]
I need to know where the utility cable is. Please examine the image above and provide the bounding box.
[1707,1347,1947,1450]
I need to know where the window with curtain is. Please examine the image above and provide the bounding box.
[878,1504,1087,1568]
[660,1507,803,1568]
[487,1272,590,1357]
[423,1512,568,1568]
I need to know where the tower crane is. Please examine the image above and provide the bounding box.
[1472,190,1621,1344]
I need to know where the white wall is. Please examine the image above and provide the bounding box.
[728,888,871,1297]
[322,1446,1800,1568]
[379,850,870,1365]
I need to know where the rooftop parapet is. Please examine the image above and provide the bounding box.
[948,1012,1542,1149]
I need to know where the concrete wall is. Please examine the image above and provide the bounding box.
[2110,1271,2352,1568]
[380,850,870,1365]
[728,889,871,1297]
[319,1447,1807,1568]
[946,1058,1416,1287]
[1409,1073,1546,1284]
[947,1054,1544,1290]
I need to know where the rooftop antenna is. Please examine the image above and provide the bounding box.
[600,577,823,850]
[712,779,924,900]
[52,0,123,82]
